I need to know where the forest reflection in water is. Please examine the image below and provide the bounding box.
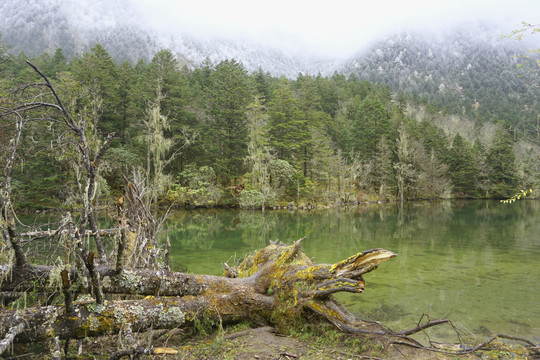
[164,200,540,343]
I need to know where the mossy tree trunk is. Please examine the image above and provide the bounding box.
[0,239,396,345]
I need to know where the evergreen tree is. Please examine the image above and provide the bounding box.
[297,75,332,178]
[116,61,136,144]
[472,139,491,198]
[267,78,309,170]
[145,50,195,174]
[253,67,273,102]
[487,126,518,198]
[373,136,395,200]
[0,32,13,79]
[448,133,479,198]
[242,98,276,209]
[418,148,451,200]
[51,48,68,74]
[207,59,253,184]
[142,81,174,202]
[71,44,120,136]
[317,74,341,118]
[394,123,418,201]
[351,95,391,160]
[146,50,188,114]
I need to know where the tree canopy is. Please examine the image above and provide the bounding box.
[0,39,538,210]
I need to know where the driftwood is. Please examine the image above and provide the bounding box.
[0,239,396,346]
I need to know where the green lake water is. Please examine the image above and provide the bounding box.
[164,200,540,343]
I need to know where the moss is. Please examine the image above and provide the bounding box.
[101,275,111,288]
[80,313,115,336]
[118,270,142,289]
[234,240,313,278]
[87,316,100,332]
[157,306,185,327]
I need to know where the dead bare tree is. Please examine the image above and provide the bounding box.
[0,61,118,310]
[0,108,27,268]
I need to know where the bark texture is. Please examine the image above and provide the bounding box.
[0,239,396,345]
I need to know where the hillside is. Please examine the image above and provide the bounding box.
[343,27,540,137]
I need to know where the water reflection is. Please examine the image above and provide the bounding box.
[164,200,540,342]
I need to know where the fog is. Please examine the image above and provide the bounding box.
[130,0,540,58]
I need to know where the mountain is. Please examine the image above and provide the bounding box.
[342,26,539,131]
[0,0,339,76]
[1,0,538,131]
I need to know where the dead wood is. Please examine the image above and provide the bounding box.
[19,228,118,240]
[0,239,396,346]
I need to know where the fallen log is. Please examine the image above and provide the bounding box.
[19,228,118,240]
[1,263,230,297]
[0,239,396,345]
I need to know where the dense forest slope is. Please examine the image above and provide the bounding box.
[343,28,540,139]
[0,0,539,209]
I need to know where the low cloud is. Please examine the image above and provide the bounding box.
[131,0,539,58]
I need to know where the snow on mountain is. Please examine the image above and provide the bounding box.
[0,0,537,81]
[0,0,340,76]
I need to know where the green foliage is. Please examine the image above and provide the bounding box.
[487,126,518,198]
[267,78,310,168]
[70,44,120,136]
[207,59,252,184]
[351,94,391,160]
[501,21,540,68]
[1,40,539,209]
[239,189,273,209]
[167,166,223,207]
[372,137,395,200]
[448,133,479,198]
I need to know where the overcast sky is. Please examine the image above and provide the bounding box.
[132,0,540,58]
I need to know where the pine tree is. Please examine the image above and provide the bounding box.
[267,78,309,168]
[207,59,253,184]
[351,95,391,160]
[487,126,518,198]
[373,136,395,200]
[448,133,479,198]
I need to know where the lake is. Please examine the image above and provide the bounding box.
[164,200,540,343]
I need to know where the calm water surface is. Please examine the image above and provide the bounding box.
[164,200,540,343]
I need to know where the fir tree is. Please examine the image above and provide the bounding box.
[373,136,395,200]
[207,59,252,184]
[351,95,391,160]
[448,133,479,198]
[487,126,518,198]
[267,78,309,169]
